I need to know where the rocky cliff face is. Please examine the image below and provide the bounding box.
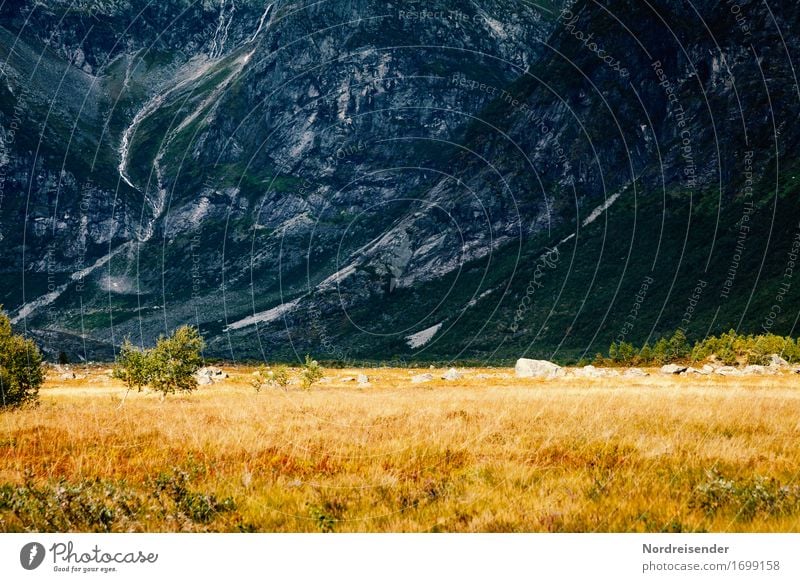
[1,0,799,362]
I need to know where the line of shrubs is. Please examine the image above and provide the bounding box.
[603,330,800,366]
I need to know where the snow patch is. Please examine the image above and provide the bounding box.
[226,298,301,330]
[406,322,443,349]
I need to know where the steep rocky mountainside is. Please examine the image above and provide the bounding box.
[1,0,799,363]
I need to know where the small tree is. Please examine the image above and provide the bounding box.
[300,355,323,389]
[113,339,152,392]
[0,309,44,408]
[608,342,619,362]
[148,326,205,395]
[666,330,690,362]
[617,341,636,364]
[251,364,291,392]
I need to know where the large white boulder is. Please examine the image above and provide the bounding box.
[514,359,563,379]
[660,364,687,375]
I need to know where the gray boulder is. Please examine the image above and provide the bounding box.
[660,364,687,375]
[357,374,370,385]
[623,368,648,377]
[768,354,789,368]
[514,359,564,379]
[442,368,463,381]
[715,366,741,376]
[411,373,434,384]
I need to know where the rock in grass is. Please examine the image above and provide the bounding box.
[514,359,563,379]
[660,364,687,375]
[357,374,370,385]
[715,366,741,376]
[622,368,647,377]
[576,365,605,378]
[442,368,463,381]
[411,373,434,384]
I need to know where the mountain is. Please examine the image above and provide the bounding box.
[1,0,799,364]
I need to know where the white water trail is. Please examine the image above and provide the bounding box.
[249,3,274,43]
[210,0,236,59]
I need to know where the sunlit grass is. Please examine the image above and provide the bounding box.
[1,367,799,532]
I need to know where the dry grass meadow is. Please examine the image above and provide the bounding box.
[1,366,799,532]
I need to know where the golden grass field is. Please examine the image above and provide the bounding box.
[1,366,799,532]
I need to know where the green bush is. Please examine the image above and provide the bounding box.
[114,340,151,392]
[0,309,44,408]
[251,365,291,392]
[113,326,204,397]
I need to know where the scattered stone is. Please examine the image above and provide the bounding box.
[442,368,463,381]
[514,359,564,379]
[715,366,741,376]
[744,365,772,375]
[196,375,213,386]
[411,373,434,384]
[59,372,76,380]
[357,374,370,385]
[197,366,228,379]
[768,354,789,368]
[660,364,687,375]
[699,365,714,375]
[577,365,607,378]
[623,368,648,377]
[341,376,355,383]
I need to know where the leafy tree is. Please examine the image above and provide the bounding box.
[300,355,323,389]
[113,339,152,392]
[0,309,44,408]
[666,330,690,362]
[251,364,291,392]
[147,326,205,395]
[651,338,669,364]
[638,343,652,364]
[617,341,636,364]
